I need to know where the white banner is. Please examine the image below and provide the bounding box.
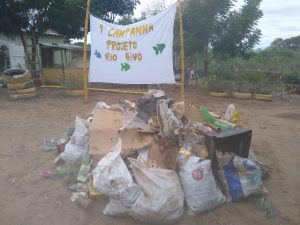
[89,4,177,84]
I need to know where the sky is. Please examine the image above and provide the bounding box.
[134,0,300,49]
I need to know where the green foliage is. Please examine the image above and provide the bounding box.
[234,70,270,93]
[209,59,233,80]
[178,0,263,76]
[201,75,234,93]
[93,0,140,23]
[281,72,300,85]
[0,0,140,38]
[270,36,300,50]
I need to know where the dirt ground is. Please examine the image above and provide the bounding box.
[0,86,299,225]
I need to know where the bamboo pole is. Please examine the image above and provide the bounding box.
[83,0,91,103]
[41,86,146,95]
[89,87,146,95]
[178,0,185,102]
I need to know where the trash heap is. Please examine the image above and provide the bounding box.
[42,90,269,223]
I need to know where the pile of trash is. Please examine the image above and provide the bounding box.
[42,90,269,223]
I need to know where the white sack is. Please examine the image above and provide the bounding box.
[129,158,184,224]
[178,155,225,215]
[60,116,89,163]
[92,140,140,216]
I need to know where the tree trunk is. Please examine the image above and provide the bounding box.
[30,33,38,72]
[19,32,29,64]
[203,45,209,76]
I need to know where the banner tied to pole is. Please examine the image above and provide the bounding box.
[89,3,177,84]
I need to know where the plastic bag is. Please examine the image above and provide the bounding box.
[92,140,141,216]
[177,155,225,215]
[60,116,89,163]
[224,104,236,121]
[216,151,268,202]
[224,104,241,123]
[129,158,184,224]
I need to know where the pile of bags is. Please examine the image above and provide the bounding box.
[43,90,268,224]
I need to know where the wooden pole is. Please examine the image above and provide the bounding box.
[60,49,65,87]
[83,0,91,103]
[178,0,185,102]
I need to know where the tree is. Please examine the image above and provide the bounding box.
[99,0,140,23]
[283,36,300,49]
[269,36,300,50]
[270,38,284,49]
[181,0,263,76]
[0,0,139,70]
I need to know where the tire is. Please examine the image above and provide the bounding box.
[209,92,229,97]
[232,92,252,99]
[8,92,37,99]
[7,80,34,90]
[8,87,36,94]
[253,94,272,101]
[3,68,31,83]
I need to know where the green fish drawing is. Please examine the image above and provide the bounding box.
[121,63,131,71]
[94,50,101,59]
[153,43,166,55]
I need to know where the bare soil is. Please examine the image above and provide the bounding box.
[0,86,299,225]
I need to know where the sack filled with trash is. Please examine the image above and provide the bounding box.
[216,151,268,202]
[129,158,184,224]
[92,139,141,216]
[60,116,90,163]
[177,154,225,215]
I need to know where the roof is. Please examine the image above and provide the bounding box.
[39,42,91,51]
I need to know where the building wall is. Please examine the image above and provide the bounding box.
[0,34,26,68]
[0,33,66,70]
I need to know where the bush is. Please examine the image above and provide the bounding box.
[234,70,269,93]
[202,76,233,93]
[281,72,300,85]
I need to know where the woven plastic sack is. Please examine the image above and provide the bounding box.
[129,158,184,224]
[60,116,89,163]
[92,139,141,216]
[178,155,225,215]
[217,151,268,202]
